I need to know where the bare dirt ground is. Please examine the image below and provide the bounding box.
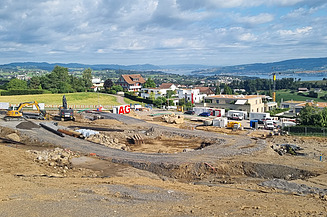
[1,110,327,216]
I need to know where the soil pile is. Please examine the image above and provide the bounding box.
[16,121,40,130]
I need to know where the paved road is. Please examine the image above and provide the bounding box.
[106,93,126,105]
[1,113,266,171]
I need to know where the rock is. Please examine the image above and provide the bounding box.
[6,133,21,142]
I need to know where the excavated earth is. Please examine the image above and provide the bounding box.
[1,111,327,216]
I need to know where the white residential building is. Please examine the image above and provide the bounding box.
[177,89,206,104]
[91,78,104,92]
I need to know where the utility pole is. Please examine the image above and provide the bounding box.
[272,72,276,102]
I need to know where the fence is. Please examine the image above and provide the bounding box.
[9,104,114,111]
[285,126,326,137]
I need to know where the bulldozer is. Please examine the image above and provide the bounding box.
[55,95,75,121]
[4,101,47,121]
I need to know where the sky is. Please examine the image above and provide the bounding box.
[0,0,327,66]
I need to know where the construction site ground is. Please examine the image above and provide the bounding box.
[0,109,327,216]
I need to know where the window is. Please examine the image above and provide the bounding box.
[257,108,259,112]
[216,100,219,104]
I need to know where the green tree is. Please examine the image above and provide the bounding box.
[149,92,155,101]
[297,103,327,126]
[103,79,114,90]
[215,85,221,95]
[40,66,70,93]
[143,78,156,88]
[111,85,123,92]
[6,78,27,90]
[70,75,85,92]
[82,68,93,90]
[28,77,42,89]
[166,90,175,98]
[298,104,315,125]
[222,84,233,95]
[154,96,167,108]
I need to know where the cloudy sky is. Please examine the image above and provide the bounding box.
[0,0,326,66]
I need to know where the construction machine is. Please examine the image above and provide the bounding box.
[56,95,75,121]
[4,101,47,121]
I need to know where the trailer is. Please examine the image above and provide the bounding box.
[212,117,228,127]
[227,110,247,120]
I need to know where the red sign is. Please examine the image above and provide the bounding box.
[118,105,131,114]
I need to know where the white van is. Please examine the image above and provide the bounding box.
[265,120,275,130]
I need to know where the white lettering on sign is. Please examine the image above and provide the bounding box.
[118,105,131,114]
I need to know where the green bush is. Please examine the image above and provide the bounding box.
[124,92,153,104]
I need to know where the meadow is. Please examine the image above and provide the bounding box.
[0,92,122,106]
[276,90,327,103]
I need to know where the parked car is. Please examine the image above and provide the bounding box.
[198,112,210,117]
[184,110,195,115]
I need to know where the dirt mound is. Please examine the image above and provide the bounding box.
[16,121,40,130]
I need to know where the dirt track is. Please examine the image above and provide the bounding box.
[1,111,327,216]
[0,112,265,167]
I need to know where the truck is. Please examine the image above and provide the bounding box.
[249,112,270,124]
[4,101,46,121]
[227,110,247,120]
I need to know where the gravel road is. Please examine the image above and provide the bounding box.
[1,113,266,168]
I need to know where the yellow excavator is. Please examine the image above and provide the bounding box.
[4,101,47,121]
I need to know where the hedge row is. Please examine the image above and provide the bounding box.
[0,89,51,96]
[124,92,154,104]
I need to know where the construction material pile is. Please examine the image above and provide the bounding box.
[27,147,79,171]
[162,113,184,124]
[271,143,304,156]
[86,133,128,150]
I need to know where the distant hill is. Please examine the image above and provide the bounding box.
[193,57,327,75]
[0,57,326,75]
[0,62,162,71]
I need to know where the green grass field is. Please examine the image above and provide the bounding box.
[0,92,121,106]
[276,90,327,103]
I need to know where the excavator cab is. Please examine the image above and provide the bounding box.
[55,95,75,121]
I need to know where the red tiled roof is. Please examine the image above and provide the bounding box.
[121,74,146,85]
[159,83,174,89]
[194,86,214,94]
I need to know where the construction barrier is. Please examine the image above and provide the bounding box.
[8,104,114,110]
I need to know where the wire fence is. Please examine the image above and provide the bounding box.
[285,126,327,137]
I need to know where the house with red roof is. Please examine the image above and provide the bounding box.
[116,74,146,92]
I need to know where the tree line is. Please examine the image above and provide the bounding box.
[298,104,327,127]
[228,78,327,94]
[3,66,93,93]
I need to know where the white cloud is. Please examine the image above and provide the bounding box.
[0,0,326,65]
[234,13,274,25]
[278,26,313,36]
[239,33,257,41]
